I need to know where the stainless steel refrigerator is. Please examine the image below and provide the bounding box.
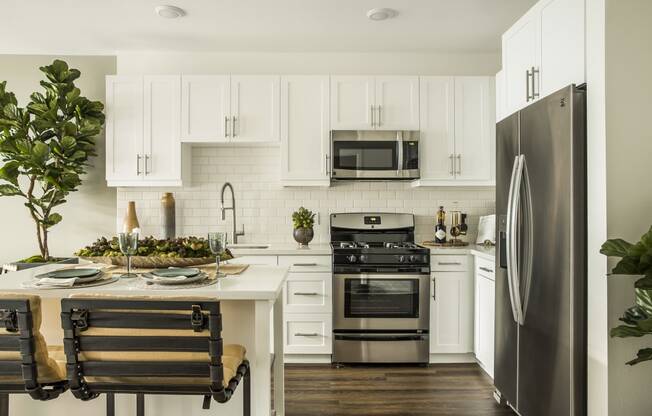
[494,85,586,416]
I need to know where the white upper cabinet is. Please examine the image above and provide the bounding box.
[106,76,143,183]
[143,76,182,182]
[418,77,455,182]
[374,76,420,130]
[415,76,495,187]
[539,0,585,97]
[331,76,419,130]
[495,70,507,122]
[501,0,585,115]
[330,76,374,130]
[280,76,330,187]
[502,5,541,115]
[230,75,280,143]
[454,77,494,182]
[181,75,279,143]
[181,75,230,142]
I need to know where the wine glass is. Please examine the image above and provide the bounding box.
[208,232,227,277]
[118,232,139,278]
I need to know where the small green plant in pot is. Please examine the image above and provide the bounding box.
[292,207,316,247]
[601,225,652,365]
[0,60,105,265]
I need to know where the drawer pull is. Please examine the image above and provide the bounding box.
[479,267,494,273]
[293,263,318,267]
[293,292,320,296]
[295,332,320,337]
[438,262,462,266]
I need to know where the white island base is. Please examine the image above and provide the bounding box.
[1,263,288,416]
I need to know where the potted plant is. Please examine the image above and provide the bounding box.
[0,60,105,270]
[601,225,652,364]
[292,207,316,247]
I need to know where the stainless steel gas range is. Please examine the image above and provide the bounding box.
[330,213,430,364]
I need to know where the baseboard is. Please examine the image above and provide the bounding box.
[428,353,477,364]
[284,354,332,364]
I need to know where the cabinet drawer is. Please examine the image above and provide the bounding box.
[284,313,332,354]
[278,255,332,272]
[431,255,469,272]
[284,273,332,313]
[228,255,278,265]
[475,257,495,281]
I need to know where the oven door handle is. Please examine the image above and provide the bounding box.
[334,334,427,342]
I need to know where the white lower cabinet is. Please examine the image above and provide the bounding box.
[474,256,495,378]
[283,273,332,314]
[284,314,332,354]
[429,255,474,354]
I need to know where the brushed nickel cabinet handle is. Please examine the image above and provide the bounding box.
[293,263,318,267]
[295,332,319,337]
[456,154,462,175]
[449,154,455,176]
[224,116,229,137]
[532,66,540,99]
[438,261,462,266]
[232,116,237,138]
[526,69,532,102]
[293,292,320,296]
[144,155,150,175]
[479,266,494,274]
[370,105,375,127]
[136,154,142,175]
[325,154,330,175]
[432,277,436,301]
[377,105,382,127]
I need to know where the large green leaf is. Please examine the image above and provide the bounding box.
[0,184,22,196]
[612,256,640,275]
[31,141,50,164]
[0,161,19,185]
[43,213,62,229]
[610,325,651,338]
[626,348,652,366]
[601,238,634,257]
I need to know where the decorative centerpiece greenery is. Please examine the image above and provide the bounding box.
[0,60,105,262]
[292,207,316,247]
[601,225,652,365]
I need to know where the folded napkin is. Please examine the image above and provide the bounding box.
[149,275,189,282]
[33,277,78,288]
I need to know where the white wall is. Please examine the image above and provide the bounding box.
[0,55,117,265]
[605,0,652,414]
[114,51,499,243]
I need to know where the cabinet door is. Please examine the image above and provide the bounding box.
[495,70,507,122]
[374,76,419,130]
[476,274,495,378]
[454,77,494,182]
[230,75,280,143]
[180,75,230,142]
[418,77,455,182]
[280,76,330,186]
[105,76,143,183]
[284,313,332,354]
[539,0,585,97]
[143,76,181,182]
[502,5,541,114]
[330,76,375,130]
[429,271,473,354]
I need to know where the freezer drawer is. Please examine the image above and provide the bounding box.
[332,332,429,363]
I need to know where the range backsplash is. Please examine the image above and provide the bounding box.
[116,146,495,245]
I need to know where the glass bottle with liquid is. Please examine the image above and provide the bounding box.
[435,206,447,244]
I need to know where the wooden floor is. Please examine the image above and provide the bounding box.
[284,363,515,416]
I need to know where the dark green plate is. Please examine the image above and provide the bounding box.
[45,268,101,279]
[151,268,200,278]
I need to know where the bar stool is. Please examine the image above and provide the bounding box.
[60,294,250,416]
[0,293,68,416]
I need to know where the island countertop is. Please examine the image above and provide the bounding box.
[0,262,289,300]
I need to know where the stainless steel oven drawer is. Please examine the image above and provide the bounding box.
[332,332,429,363]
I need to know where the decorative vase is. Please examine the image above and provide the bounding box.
[293,227,314,247]
[161,192,176,240]
[123,201,140,233]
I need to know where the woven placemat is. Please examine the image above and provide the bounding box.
[21,274,120,290]
[131,275,220,291]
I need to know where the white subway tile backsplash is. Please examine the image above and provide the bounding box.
[116,147,495,244]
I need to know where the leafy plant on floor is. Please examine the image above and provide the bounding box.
[601,225,652,365]
[0,60,105,262]
[292,207,316,229]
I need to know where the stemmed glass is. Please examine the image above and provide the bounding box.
[208,232,227,278]
[118,232,139,278]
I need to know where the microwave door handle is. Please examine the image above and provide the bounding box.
[397,133,404,176]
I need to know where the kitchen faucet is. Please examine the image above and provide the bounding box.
[220,182,245,244]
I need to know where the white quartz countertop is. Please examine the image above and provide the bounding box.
[228,243,332,256]
[0,262,289,300]
[428,244,496,262]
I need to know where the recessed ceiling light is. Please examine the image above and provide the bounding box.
[155,5,185,19]
[366,8,398,21]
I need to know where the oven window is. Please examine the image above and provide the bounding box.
[344,279,419,318]
[333,141,398,171]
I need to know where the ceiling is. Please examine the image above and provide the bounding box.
[2,0,537,54]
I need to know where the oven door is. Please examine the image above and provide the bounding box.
[333,273,430,331]
[331,132,419,179]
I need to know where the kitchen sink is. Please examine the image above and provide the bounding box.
[228,244,270,249]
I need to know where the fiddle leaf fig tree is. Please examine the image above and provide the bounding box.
[601,225,652,365]
[0,60,105,262]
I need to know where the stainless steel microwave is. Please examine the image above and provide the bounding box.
[330,130,420,180]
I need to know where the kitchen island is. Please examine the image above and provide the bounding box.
[0,262,288,416]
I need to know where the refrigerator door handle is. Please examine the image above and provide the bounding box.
[511,155,526,325]
[505,155,521,324]
[520,156,534,321]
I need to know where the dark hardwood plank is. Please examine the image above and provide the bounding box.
[284,363,515,416]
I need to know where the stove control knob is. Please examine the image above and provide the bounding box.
[398,255,406,263]
[409,255,418,263]
[347,255,357,263]
[359,255,368,263]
